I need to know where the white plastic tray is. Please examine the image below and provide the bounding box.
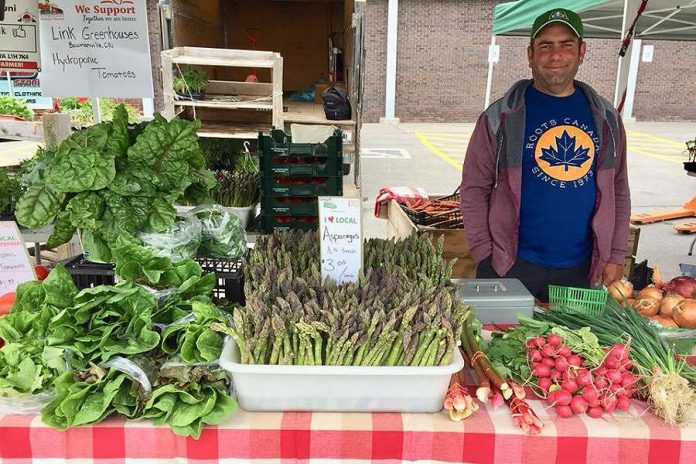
[219,337,464,412]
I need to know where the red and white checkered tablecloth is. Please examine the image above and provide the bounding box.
[1,370,695,464]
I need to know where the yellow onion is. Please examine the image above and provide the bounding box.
[633,298,660,317]
[650,315,679,328]
[659,293,684,317]
[673,299,696,328]
[608,279,634,303]
[637,285,663,302]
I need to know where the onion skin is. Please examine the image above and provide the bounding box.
[673,299,696,328]
[637,285,663,302]
[650,315,679,328]
[633,298,660,317]
[659,293,684,317]
[608,280,634,303]
[662,276,696,299]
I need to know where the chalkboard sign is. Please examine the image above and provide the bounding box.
[0,221,36,294]
[318,197,362,285]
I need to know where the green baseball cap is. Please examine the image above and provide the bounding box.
[531,8,584,40]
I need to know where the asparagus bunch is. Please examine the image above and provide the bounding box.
[214,231,468,366]
[212,169,260,207]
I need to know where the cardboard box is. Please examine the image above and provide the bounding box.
[386,199,475,278]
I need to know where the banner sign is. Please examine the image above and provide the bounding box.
[0,0,41,72]
[39,0,154,97]
[0,71,53,108]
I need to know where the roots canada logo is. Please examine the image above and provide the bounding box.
[534,125,595,182]
[100,0,134,4]
[39,1,64,19]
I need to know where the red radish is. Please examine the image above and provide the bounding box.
[543,358,555,368]
[526,339,537,350]
[542,345,556,358]
[529,350,543,362]
[555,390,573,406]
[582,387,599,404]
[557,345,572,358]
[547,334,563,347]
[577,371,593,387]
[538,377,552,392]
[617,395,631,411]
[555,357,569,373]
[609,344,630,361]
[534,336,546,347]
[607,370,623,385]
[604,356,619,370]
[570,395,589,414]
[550,370,563,382]
[595,366,607,377]
[567,355,583,367]
[561,370,576,381]
[556,405,573,418]
[561,379,578,393]
[622,360,634,371]
[547,390,558,403]
[601,395,617,411]
[534,364,551,378]
[609,384,622,393]
[621,374,636,388]
[587,406,604,418]
[604,402,617,414]
[595,377,609,389]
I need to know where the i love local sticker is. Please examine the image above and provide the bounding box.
[318,197,363,284]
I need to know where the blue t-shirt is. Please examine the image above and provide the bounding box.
[518,85,599,269]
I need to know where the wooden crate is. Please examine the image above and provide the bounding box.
[386,199,475,278]
[627,226,640,257]
[624,255,636,279]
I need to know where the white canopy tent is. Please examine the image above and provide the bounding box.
[489,0,696,118]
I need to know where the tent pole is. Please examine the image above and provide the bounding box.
[614,0,641,113]
[484,35,496,110]
[623,38,641,121]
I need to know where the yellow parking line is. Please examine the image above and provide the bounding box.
[627,131,686,149]
[415,131,462,170]
[628,146,684,164]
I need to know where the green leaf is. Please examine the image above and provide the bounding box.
[66,192,106,230]
[46,211,76,249]
[42,264,78,308]
[80,229,112,263]
[45,147,100,193]
[104,105,130,159]
[147,197,176,232]
[15,183,64,229]
[196,330,223,362]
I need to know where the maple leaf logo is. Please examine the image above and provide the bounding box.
[539,130,592,171]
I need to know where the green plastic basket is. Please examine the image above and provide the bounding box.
[548,285,608,316]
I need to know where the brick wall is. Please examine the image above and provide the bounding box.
[363,0,696,122]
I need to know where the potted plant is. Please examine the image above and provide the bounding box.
[173,66,209,101]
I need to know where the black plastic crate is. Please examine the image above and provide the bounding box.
[61,255,116,288]
[258,128,342,158]
[61,255,245,304]
[260,156,343,177]
[261,196,319,216]
[197,257,245,305]
[260,215,319,233]
[261,175,342,197]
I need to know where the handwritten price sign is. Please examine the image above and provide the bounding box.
[0,221,36,295]
[318,197,362,285]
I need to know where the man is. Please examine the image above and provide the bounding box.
[460,8,630,301]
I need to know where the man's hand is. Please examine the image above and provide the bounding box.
[602,263,625,287]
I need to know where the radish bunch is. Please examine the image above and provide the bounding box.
[527,335,636,419]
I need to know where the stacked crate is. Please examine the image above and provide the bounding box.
[259,129,343,232]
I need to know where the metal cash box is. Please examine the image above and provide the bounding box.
[451,278,534,324]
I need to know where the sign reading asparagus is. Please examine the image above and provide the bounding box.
[318,197,362,285]
[0,221,36,295]
[38,0,153,97]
